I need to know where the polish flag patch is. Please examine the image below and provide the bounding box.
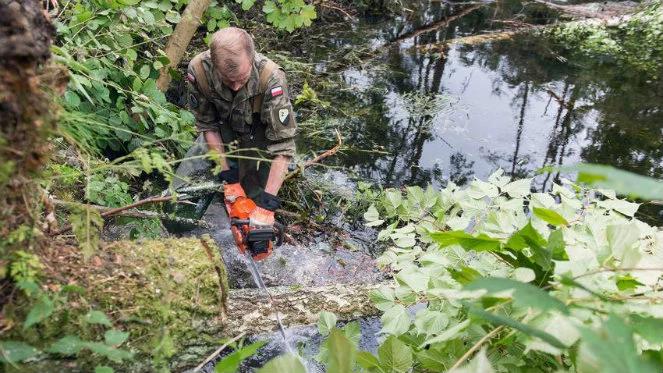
[271,86,284,97]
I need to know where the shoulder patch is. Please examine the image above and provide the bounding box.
[271,86,284,97]
[278,108,289,124]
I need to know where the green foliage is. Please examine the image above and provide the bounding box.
[9,251,44,284]
[53,0,196,156]
[214,340,266,373]
[262,0,317,32]
[295,81,330,108]
[257,353,307,373]
[545,3,663,76]
[0,341,40,364]
[86,173,133,207]
[355,169,663,372]
[568,163,663,201]
[69,205,104,259]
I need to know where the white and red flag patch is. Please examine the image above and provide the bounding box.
[271,86,284,97]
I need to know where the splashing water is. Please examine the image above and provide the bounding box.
[244,255,294,353]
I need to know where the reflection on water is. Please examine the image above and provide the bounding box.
[298,0,662,212]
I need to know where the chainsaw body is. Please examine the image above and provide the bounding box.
[225,195,282,261]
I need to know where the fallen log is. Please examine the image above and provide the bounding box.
[414,13,633,50]
[33,236,384,371]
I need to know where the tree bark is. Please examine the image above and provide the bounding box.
[156,0,212,92]
[0,0,61,271]
[35,236,385,371]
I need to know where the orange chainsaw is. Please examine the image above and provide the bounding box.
[224,189,284,261]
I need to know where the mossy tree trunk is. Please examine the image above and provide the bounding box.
[31,236,382,371]
[0,0,61,276]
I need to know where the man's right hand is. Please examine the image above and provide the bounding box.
[223,183,246,203]
[220,168,239,184]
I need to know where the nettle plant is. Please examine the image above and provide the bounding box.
[357,170,663,372]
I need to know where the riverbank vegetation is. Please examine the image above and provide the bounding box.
[2,0,663,371]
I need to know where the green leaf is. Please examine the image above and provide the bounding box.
[630,315,663,344]
[84,342,133,362]
[466,277,568,314]
[547,229,568,260]
[465,303,566,349]
[24,296,54,329]
[64,90,81,107]
[579,314,657,373]
[95,366,114,373]
[448,266,481,285]
[414,309,449,336]
[357,351,382,371]
[505,221,552,270]
[513,267,536,283]
[416,349,447,372]
[139,64,151,80]
[606,223,640,261]
[326,328,357,373]
[47,335,85,355]
[215,341,266,373]
[501,178,532,198]
[420,320,470,347]
[378,336,413,373]
[84,310,112,326]
[571,163,663,201]
[532,207,568,227]
[318,311,338,336]
[257,353,306,373]
[395,269,429,292]
[0,341,39,363]
[430,231,501,251]
[381,304,411,336]
[104,329,129,346]
[616,275,644,291]
[239,0,256,10]
[449,348,494,373]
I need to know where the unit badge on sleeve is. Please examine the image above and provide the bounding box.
[278,108,289,124]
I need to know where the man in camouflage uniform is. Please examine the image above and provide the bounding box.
[186,27,296,231]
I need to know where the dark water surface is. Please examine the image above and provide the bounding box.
[296,0,662,219]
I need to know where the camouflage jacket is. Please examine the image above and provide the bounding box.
[186,51,296,157]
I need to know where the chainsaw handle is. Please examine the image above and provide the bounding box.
[229,219,284,247]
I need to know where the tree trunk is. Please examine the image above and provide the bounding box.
[32,236,384,371]
[156,0,212,92]
[0,0,61,273]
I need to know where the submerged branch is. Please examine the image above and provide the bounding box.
[285,130,343,181]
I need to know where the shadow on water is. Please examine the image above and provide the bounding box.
[296,0,663,223]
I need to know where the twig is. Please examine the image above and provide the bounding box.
[448,326,504,371]
[285,130,343,181]
[50,195,186,236]
[193,332,246,372]
[315,0,357,20]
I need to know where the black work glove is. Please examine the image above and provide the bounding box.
[255,191,281,212]
[219,168,239,184]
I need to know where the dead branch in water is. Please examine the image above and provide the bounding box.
[285,130,343,181]
[389,4,483,45]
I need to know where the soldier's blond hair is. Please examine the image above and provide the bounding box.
[210,27,255,77]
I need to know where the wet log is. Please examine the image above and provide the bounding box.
[36,236,384,372]
[414,14,634,51]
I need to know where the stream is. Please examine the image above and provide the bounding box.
[183,0,662,370]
